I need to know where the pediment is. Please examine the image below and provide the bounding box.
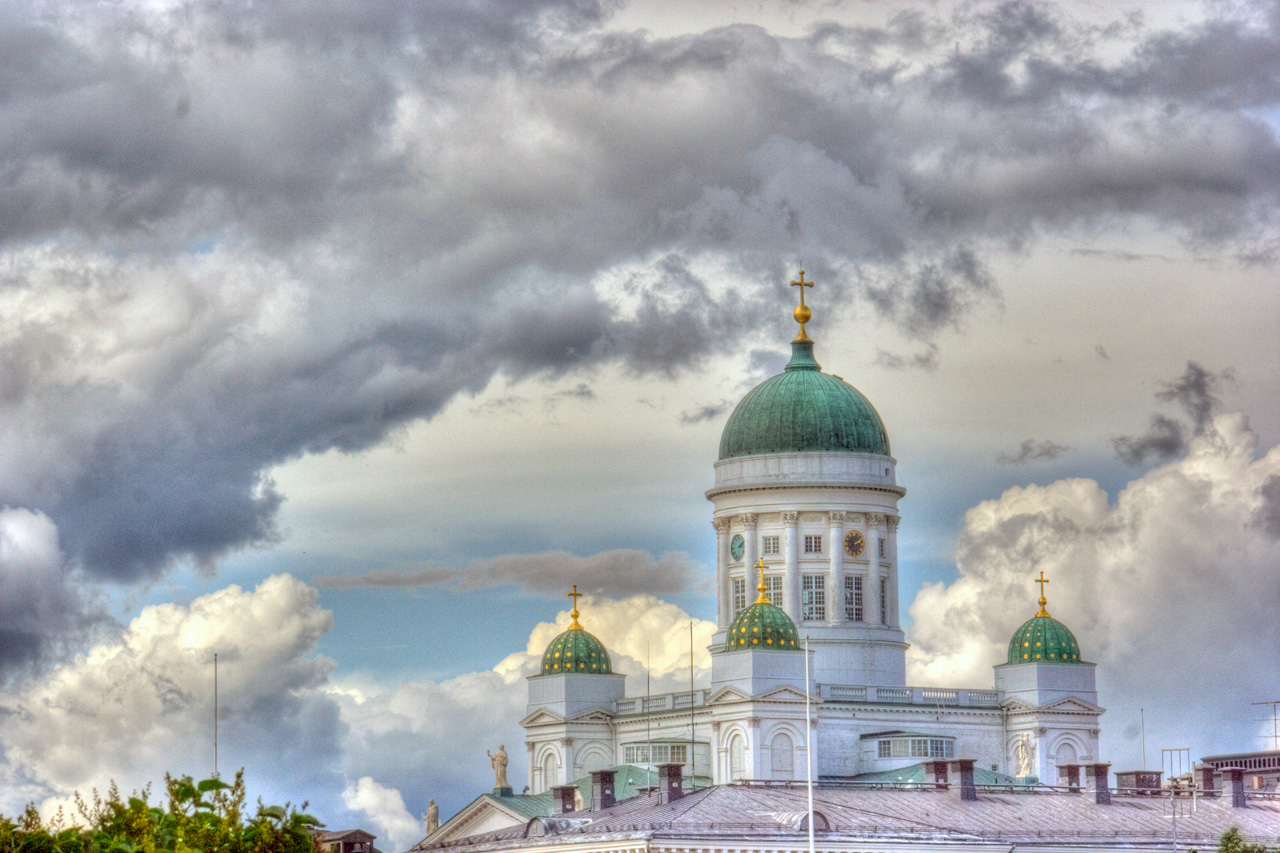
[566,708,614,723]
[1042,696,1105,714]
[707,686,750,705]
[519,708,565,727]
[756,685,816,703]
[417,795,528,847]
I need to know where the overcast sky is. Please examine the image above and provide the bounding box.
[0,0,1278,847]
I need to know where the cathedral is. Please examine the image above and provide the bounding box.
[413,277,1280,853]
[520,273,1102,791]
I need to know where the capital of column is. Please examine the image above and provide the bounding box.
[561,737,574,747]
[866,512,886,527]
[747,717,761,729]
[740,513,758,529]
[711,721,721,732]
[781,511,799,525]
[712,518,731,533]
[827,510,846,524]
[886,515,900,529]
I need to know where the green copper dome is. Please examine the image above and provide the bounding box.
[541,626,612,674]
[1008,614,1082,664]
[726,587,801,652]
[719,340,890,460]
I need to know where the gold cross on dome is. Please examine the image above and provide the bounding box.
[568,584,583,628]
[754,556,770,604]
[1035,571,1051,617]
[790,270,814,341]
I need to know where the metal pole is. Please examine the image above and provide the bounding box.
[804,635,815,853]
[689,621,695,789]
[213,651,218,777]
[1141,708,1146,770]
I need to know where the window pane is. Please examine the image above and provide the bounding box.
[762,536,780,555]
[804,534,822,553]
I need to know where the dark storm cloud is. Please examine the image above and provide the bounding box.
[0,0,1276,586]
[873,344,939,372]
[312,549,703,595]
[1255,475,1280,539]
[1111,362,1235,465]
[680,401,733,424]
[997,439,1070,465]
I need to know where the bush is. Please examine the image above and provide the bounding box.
[0,772,321,853]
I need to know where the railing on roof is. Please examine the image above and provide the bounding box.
[615,690,710,716]
[817,684,1002,707]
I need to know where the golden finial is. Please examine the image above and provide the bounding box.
[790,270,814,341]
[568,584,583,629]
[1034,571,1051,618]
[754,557,770,604]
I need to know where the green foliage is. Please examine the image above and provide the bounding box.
[1217,826,1275,853]
[0,772,322,853]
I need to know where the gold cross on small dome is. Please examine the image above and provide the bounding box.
[568,584,583,629]
[754,556,770,604]
[1035,571,1051,617]
[790,270,814,341]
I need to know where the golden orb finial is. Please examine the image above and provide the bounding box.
[1034,571,1051,618]
[568,584,583,629]
[790,270,814,341]
[753,556,770,604]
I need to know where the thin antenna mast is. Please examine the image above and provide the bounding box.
[1140,708,1146,770]
[213,651,219,778]
[646,641,651,771]
[804,635,815,853]
[1253,700,1280,749]
[689,621,695,788]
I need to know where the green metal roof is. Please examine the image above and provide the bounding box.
[541,626,612,675]
[483,764,712,814]
[852,762,1017,785]
[719,340,890,460]
[1008,614,1082,664]
[725,599,801,651]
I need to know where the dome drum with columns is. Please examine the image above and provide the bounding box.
[516,273,1104,797]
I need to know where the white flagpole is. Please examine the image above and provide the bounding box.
[804,634,814,853]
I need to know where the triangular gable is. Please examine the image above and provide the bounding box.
[565,707,615,723]
[1001,697,1035,713]
[417,794,533,847]
[1041,696,1106,714]
[706,686,750,705]
[519,708,564,726]
[755,685,815,703]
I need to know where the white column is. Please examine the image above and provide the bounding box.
[782,511,799,620]
[741,513,757,590]
[886,515,901,629]
[866,514,883,624]
[827,511,845,625]
[713,518,731,628]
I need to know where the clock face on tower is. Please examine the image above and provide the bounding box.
[843,530,866,558]
[730,534,745,561]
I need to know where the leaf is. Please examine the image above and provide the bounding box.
[195,780,229,794]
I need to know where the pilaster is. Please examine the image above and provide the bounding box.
[827,511,845,626]
[713,518,731,628]
[782,511,799,621]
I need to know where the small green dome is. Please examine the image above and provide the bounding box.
[541,626,612,675]
[1008,614,1082,664]
[725,598,801,652]
[719,340,890,460]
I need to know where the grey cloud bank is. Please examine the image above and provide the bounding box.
[0,0,1275,592]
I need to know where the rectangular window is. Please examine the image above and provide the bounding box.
[879,539,886,558]
[891,740,909,758]
[879,582,888,624]
[802,574,825,621]
[804,534,822,554]
[762,535,780,555]
[765,575,784,607]
[878,740,891,759]
[623,744,688,765]
[732,578,747,617]
[844,575,864,621]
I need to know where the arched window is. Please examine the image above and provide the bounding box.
[770,731,794,779]
[579,748,610,774]
[729,734,745,780]
[542,752,560,790]
[1055,742,1078,782]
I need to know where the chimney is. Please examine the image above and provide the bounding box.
[1196,765,1216,797]
[924,760,949,789]
[590,770,616,810]
[551,786,577,814]
[1219,767,1247,808]
[949,759,977,802]
[657,763,684,804]
[1086,763,1111,805]
[1058,764,1081,793]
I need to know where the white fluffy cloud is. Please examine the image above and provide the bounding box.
[906,412,1280,767]
[0,578,710,844]
[342,777,421,853]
